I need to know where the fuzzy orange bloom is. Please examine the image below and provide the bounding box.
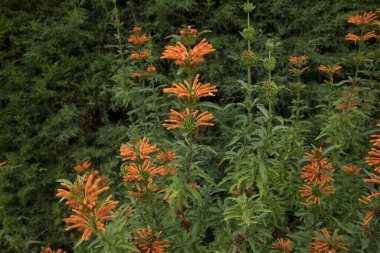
[64,197,118,241]
[128,34,149,45]
[130,50,151,60]
[299,184,335,205]
[348,12,378,26]
[133,27,142,33]
[289,55,307,64]
[271,238,293,253]
[56,172,109,211]
[123,160,166,184]
[180,28,198,36]
[163,108,214,134]
[156,150,176,162]
[40,247,66,253]
[163,74,217,102]
[318,64,343,74]
[146,66,156,74]
[120,137,159,161]
[346,31,377,42]
[161,38,215,66]
[341,165,362,176]
[134,226,170,253]
[74,161,92,173]
[309,228,348,253]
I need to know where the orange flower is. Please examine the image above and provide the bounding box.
[301,159,334,186]
[163,74,218,102]
[132,71,142,78]
[128,34,149,45]
[134,226,170,253]
[341,165,362,176]
[346,31,377,42]
[133,27,142,33]
[130,50,151,60]
[123,160,166,184]
[363,210,375,229]
[336,101,358,111]
[289,67,308,74]
[303,147,324,162]
[348,12,378,26]
[271,238,293,253]
[64,197,118,241]
[318,64,343,74]
[74,160,92,173]
[56,172,109,211]
[156,150,176,162]
[120,137,159,161]
[309,228,348,253]
[180,28,198,36]
[365,123,380,171]
[299,184,335,205]
[289,55,307,65]
[127,184,166,202]
[40,247,66,253]
[0,161,6,166]
[161,38,215,66]
[188,183,201,191]
[163,108,214,135]
[146,66,156,74]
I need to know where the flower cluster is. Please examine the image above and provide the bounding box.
[134,226,170,253]
[161,26,215,73]
[346,12,379,44]
[162,28,217,137]
[318,64,343,85]
[359,122,380,229]
[119,137,176,203]
[309,228,348,253]
[40,247,66,253]
[271,238,293,253]
[128,27,156,80]
[299,147,335,208]
[56,169,118,241]
[289,55,308,77]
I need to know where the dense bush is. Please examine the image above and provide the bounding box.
[0,0,379,252]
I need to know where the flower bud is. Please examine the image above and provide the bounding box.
[242,50,257,67]
[263,56,276,71]
[183,115,197,135]
[262,80,278,98]
[243,2,255,13]
[265,40,275,51]
[242,26,256,41]
[233,234,246,244]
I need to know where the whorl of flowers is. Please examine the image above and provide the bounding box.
[56,170,118,241]
[359,122,380,229]
[309,228,348,253]
[299,147,335,208]
[134,226,170,253]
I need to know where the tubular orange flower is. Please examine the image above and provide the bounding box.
[341,165,362,176]
[132,71,142,78]
[163,108,214,135]
[346,31,377,42]
[299,184,335,205]
[0,161,6,166]
[301,159,334,186]
[271,238,293,253]
[363,210,375,229]
[120,137,159,161]
[128,34,149,45]
[180,28,198,36]
[133,27,142,33]
[348,12,377,26]
[130,50,151,60]
[74,161,92,173]
[289,55,307,65]
[309,228,348,253]
[56,172,109,211]
[303,147,324,162]
[134,226,170,253]
[64,198,118,241]
[318,64,343,74]
[156,150,176,162]
[161,38,215,67]
[146,66,157,76]
[40,247,66,253]
[123,160,166,184]
[163,74,218,102]
[336,101,358,111]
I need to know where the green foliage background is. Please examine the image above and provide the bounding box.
[0,0,379,252]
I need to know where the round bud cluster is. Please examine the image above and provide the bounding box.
[242,50,257,67]
[180,219,192,230]
[243,3,255,13]
[113,19,121,28]
[289,81,303,90]
[265,40,275,51]
[263,56,276,71]
[183,115,197,135]
[352,55,365,67]
[244,187,253,197]
[233,234,246,244]
[262,80,278,98]
[140,188,155,203]
[242,26,256,42]
[374,206,380,217]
